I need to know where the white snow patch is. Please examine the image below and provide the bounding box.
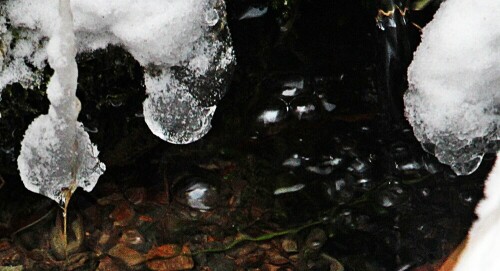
[404,0,500,175]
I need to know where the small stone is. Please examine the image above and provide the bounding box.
[108,244,146,266]
[97,193,124,205]
[266,249,289,265]
[146,244,180,260]
[262,263,281,271]
[110,201,135,227]
[281,239,298,253]
[120,230,145,247]
[125,187,146,205]
[146,245,194,271]
[97,256,120,271]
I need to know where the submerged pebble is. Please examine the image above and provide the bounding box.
[174,177,219,211]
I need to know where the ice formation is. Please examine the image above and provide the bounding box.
[404,0,500,175]
[0,0,235,144]
[454,153,500,271]
[17,0,105,207]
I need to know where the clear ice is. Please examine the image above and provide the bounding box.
[1,0,236,144]
[404,0,500,175]
[17,0,105,206]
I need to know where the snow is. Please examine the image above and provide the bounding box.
[1,0,235,144]
[454,154,500,271]
[17,0,105,207]
[404,0,500,175]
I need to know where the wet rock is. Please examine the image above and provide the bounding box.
[119,229,146,250]
[110,201,135,227]
[208,254,237,271]
[266,249,289,265]
[65,252,94,271]
[108,243,146,266]
[281,238,298,253]
[0,240,22,266]
[97,193,124,206]
[97,256,120,271]
[146,244,194,271]
[124,187,146,205]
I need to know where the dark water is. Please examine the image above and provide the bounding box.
[0,0,495,270]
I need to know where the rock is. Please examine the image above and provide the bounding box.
[110,201,135,227]
[97,256,120,271]
[146,244,194,271]
[108,243,146,266]
[281,239,298,253]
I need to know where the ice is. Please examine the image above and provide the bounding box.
[1,0,236,144]
[17,0,105,207]
[143,72,216,144]
[454,153,500,271]
[404,0,500,175]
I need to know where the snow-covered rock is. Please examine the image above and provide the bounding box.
[1,0,235,144]
[404,0,500,175]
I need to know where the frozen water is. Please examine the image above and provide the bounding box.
[1,0,236,144]
[17,0,105,206]
[143,72,216,144]
[454,153,500,271]
[18,115,106,206]
[404,0,500,175]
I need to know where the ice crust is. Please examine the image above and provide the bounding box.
[17,0,105,206]
[404,0,500,175]
[1,0,235,144]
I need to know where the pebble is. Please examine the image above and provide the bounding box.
[108,243,146,266]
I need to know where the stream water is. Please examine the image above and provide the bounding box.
[0,0,496,270]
